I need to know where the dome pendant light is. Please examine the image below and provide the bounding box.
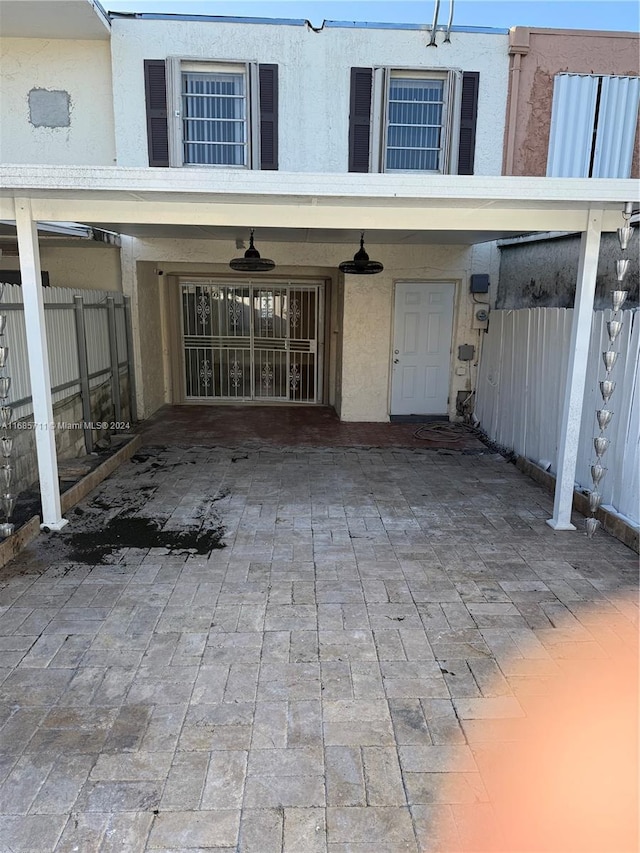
[339,233,384,275]
[229,230,275,272]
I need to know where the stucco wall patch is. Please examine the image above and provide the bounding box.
[1,38,116,164]
[28,88,70,128]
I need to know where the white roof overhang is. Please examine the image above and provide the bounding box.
[0,0,110,39]
[0,165,635,245]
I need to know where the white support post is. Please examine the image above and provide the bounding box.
[15,198,67,531]
[119,235,145,419]
[547,207,603,531]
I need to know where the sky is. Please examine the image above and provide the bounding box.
[103,0,640,32]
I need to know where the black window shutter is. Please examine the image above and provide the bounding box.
[349,67,373,172]
[144,60,169,167]
[457,72,480,175]
[259,64,279,170]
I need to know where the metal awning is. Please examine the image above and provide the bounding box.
[0,166,633,240]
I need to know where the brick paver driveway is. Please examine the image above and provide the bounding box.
[0,441,637,852]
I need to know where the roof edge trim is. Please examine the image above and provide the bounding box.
[89,0,112,32]
[106,12,508,34]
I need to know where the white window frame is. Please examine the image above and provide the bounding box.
[371,67,462,174]
[166,57,260,168]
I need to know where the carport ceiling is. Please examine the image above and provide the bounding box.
[0,219,527,246]
[85,223,528,245]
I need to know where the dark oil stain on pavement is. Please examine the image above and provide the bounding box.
[68,515,226,565]
[28,446,231,567]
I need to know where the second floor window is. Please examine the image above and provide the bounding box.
[143,57,278,169]
[385,72,447,172]
[348,66,479,175]
[182,64,248,166]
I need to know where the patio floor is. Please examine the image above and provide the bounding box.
[137,405,486,451]
[0,418,637,852]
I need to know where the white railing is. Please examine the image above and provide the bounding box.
[475,307,639,526]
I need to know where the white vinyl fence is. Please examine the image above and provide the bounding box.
[1,283,134,449]
[475,307,639,526]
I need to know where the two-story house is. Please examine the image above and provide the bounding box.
[0,0,637,534]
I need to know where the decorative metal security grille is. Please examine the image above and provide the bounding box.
[386,74,445,172]
[182,70,247,166]
[181,280,321,402]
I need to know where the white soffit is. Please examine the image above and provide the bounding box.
[0,0,110,39]
[67,224,529,245]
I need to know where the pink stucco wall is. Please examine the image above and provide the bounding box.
[504,28,640,177]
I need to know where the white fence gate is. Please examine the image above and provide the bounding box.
[475,308,639,526]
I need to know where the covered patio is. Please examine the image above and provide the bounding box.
[0,165,636,539]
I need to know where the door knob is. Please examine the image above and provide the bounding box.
[393,359,399,364]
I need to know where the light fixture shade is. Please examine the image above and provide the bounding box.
[339,234,384,275]
[229,230,275,272]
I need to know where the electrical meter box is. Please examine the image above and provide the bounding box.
[470,274,490,293]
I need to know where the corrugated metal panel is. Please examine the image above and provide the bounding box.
[546,74,598,177]
[475,308,639,527]
[593,75,640,178]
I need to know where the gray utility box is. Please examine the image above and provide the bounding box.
[458,344,475,361]
[470,274,490,293]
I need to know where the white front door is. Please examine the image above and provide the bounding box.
[391,282,455,416]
